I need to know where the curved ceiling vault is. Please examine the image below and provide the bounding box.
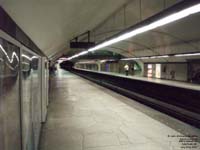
[101,13,200,62]
[1,0,130,58]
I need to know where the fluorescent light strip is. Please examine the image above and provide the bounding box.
[88,3,200,52]
[120,55,169,60]
[120,52,200,61]
[67,3,200,60]
[121,57,144,61]
[76,60,96,64]
[175,53,200,57]
[67,50,89,60]
[150,55,169,59]
[66,51,200,61]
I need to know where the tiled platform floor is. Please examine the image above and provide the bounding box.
[39,69,200,150]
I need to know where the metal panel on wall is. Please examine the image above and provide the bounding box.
[21,49,34,150]
[188,60,200,84]
[0,29,48,150]
[21,47,42,150]
[41,57,48,123]
[31,53,42,150]
[0,37,21,150]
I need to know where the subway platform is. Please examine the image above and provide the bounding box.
[39,68,200,150]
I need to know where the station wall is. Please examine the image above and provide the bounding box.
[74,59,200,83]
[0,30,49,150]
[144,63,188,81]
[75,60,143,76]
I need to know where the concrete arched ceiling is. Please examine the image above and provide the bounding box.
[101,13,200,62]
[1,0,130,57]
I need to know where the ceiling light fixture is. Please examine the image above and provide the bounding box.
[120,55,169,60]
[150,55,169,59]
[120,52,200,61]
[174,53,200,57]
[121,57,148,60]
[67,3,200,60]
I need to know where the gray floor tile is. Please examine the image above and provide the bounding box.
[39,69,200,150]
